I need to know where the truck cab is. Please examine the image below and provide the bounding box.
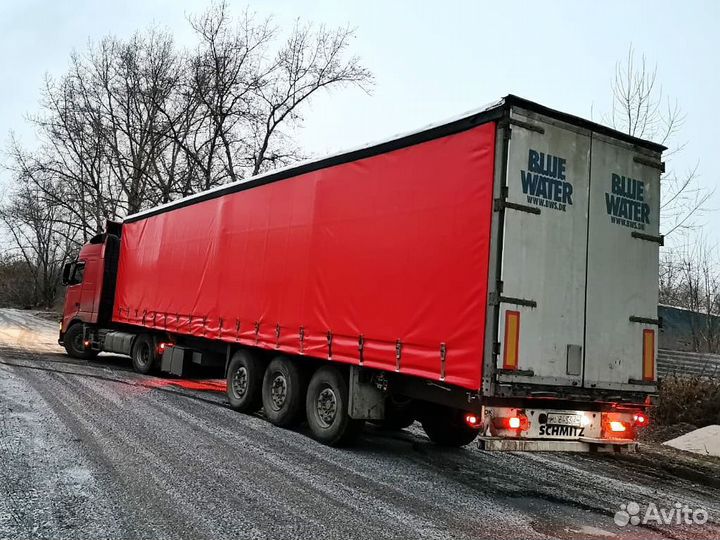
[59,233,115,357]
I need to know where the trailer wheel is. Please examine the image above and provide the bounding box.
[305,366,364,446]
[63,323,98,360]
[131,334,157,374]
[226,350,264,413]
[371,396,416,430]
[261,357,308,428]
[420,405,479,447]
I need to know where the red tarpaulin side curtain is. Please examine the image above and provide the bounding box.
[113,122,496,390]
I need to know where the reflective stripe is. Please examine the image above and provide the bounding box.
[642,329,655,381]
[503,310,520,370]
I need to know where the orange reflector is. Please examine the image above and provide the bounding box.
[609,421,626,432]
[503,310,520,370]
[642,329,655,381]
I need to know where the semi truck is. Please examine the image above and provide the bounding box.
[59,95,663,449]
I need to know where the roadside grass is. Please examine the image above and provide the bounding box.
[652,375,720,429]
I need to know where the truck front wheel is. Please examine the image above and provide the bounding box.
[305,366,364,447]
[226,350,264,413]
[63,323,98,360]
[420,405,479,447]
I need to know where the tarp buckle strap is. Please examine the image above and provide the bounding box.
[440,343,447,381]
[299,327,305,354]
[358,335,364,365]
[395,340,403,372]
[254,321,260,345]
[327,331,333,359]
[235,319,240,341]
[275,323,281,348]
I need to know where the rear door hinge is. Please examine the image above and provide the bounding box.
[494,186,541,215]
[494,198,542,215]
[489,292,537,308]
[509,117,545,134]
[629,316,663,327]
[633,155,665,173]
[631,231,664,245]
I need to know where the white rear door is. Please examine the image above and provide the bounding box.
[584,134,661,390]
[497,110,591,387]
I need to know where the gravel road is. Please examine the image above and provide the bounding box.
[1,308,719,540]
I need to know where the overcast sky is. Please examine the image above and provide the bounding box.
[1,0,718,246]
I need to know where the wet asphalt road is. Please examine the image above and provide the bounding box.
[1,308,720,540]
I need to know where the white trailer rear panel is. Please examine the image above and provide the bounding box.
[489,101,663,400]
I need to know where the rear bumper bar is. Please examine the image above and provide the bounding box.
[478,436,638,453]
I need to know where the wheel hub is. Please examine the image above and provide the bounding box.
[231,366,248,398]
[138,343,151,366]
[270,374,288,410]
[316,387,337,427]
[72,332,83,352]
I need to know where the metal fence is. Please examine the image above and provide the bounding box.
[657,348,720,379]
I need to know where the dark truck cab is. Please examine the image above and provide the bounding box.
[59,227,121,358]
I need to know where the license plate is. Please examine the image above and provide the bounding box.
[547,413,582,426]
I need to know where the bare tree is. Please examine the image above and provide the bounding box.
[605,45,712,238]
[0,180,76,308]
[1,2,372,308]
[660,235,720,353]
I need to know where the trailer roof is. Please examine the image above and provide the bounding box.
[126,94,667,223]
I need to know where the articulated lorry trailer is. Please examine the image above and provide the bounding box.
[59,95,663,449]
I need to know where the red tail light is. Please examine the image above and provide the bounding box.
[464,413,481,428]
[633,412,648,426]
[601,412,634,439]
[492,414,529,432]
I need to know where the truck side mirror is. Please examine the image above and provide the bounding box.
[61,262,74,286]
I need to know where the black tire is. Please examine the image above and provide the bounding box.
[63,323,98,360]
[131,334,157,374]
[262,357,308,428]
[305,366,364,447]
[226,350,264,413]
[420,405,479,447]
[372,396,416,430]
